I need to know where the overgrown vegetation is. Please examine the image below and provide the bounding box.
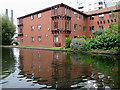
[0,15,16,45]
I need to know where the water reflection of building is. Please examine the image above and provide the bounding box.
[19,49,118,89]
[19,49,94,88]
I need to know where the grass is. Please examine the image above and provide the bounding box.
[11,45,64,50]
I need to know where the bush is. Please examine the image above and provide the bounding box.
[65,38,71,48]
[79,35,87,40]
[80,33,119,51]
[13,41,19,45]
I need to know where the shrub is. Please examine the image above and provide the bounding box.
[13,41,19,45]
[65,38,71,48]
[80,33,119,51]
[79,35,87,40]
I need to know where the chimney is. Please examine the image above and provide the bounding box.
[11,10,13,22]
[6,9,8,16]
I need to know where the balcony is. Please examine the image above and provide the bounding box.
[18,23,23,27]
[18,33,23,36]
[51,29,71,34]
[51,15,71,20]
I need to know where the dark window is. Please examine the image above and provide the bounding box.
[83,16,86,21]
[111,19,113,22]
[99,25,104,29]
[83,26,86,31]
[114,19,116,22]
[99,2,103,5]
[54,22,58,29]
[74,24,77,29]
[107,20,110,23]
[90,16,94,20]
[97,21,99,25]
[20,28,23,33]
[65,22,69,29]
[79,15,82,19]
[103,20,105,24]
[100,21,102,24]
[90,26,94,31]
[99,7,103,9]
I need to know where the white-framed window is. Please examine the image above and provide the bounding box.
[74,12,77,17]
[38,25,41,30]
[31,15,34,20]
[54,8,58,15]
[31,37,34,42]
[79,25,82,30]
[31,26,34,31]
[90,26,94,31]
[54,35,58,42]
[99,14,104,20]
[38,13,41,18]
[38,36,41,41]
[90,16,94,20]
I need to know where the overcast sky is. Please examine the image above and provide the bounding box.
[0,0,78,25]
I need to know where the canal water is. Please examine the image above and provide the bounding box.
[1,47,119,89]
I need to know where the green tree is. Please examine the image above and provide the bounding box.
[0,15,16,45]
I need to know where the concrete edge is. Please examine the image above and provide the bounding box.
[1,45,120,55]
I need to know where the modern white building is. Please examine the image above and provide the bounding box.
[77,0,120,12]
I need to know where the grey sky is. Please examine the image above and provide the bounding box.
[0,0,78,25]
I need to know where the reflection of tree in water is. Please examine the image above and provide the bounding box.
[70,52,119,89]
[2,47,16,79]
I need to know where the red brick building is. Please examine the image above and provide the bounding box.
[17,3,120,47]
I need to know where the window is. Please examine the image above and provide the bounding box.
[74,12,77,17]
[38,36,41,41]
[65,22,69,29]
[90,26,94,31]
[54,22,58,29]
[83,16,86,21]
[111,19,113,22]
[79,15,82,19]
[99,2,103,5]
[99,25,104,29]
[54,36,58,42]
[90,16,94,20]
[38,25,41,30]
[38,13,41,18]
[97,21,99,25]
[99,7,103,9]
[31,15,34,20]
[74,24,77,29]
[100,21,102,24]
[65,8,69,15]
[109,13,114,18]
[79,25,82,30]
[114,19,116,22]
[67,9,69,15]
[31,37,34,42]
[20,28,23,33]
[107,20,110,23]
[31,26,34,31]
[21,38,23,42]
[99,14,104,20]
[54,8,58,15]
[83,26,86,31]
[103,20,105,24]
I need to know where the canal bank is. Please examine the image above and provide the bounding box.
[1,45,120,55]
